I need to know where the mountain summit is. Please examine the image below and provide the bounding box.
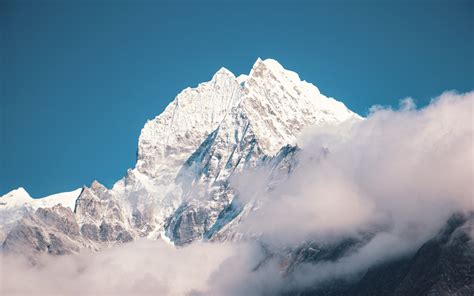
[1,58,359,250]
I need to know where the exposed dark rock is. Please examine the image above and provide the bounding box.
[116,231,133,243]
[36,206,80,236]
[2,224,48,254]
[47,233,75,255]
[81,223,99,241]
[166,203,211,245]
[291,213,474,296]
[99,221,114,242]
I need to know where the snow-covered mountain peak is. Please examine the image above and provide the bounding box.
[240,58,360,156]
[1,58,364,252]
[136,58,361,175]
[0,187,32,207]
[213,67,235,79]
[0,187,82,211]
[136,65,243,178]
[250,58,304,88]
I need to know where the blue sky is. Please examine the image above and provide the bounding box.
[1,0,473,197]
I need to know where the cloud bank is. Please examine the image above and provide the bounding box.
[1,240,243,295]
[1,91,473,295]
[239,91,473,243]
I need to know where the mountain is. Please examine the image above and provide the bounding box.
[1,58,359,254]
[1,58,471,295]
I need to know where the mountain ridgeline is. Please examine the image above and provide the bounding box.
[1,58,359,251]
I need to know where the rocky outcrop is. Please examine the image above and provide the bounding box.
[2,205,87,257]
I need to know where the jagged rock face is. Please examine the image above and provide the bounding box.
[0,188,81,242]
[74,181,135,244]
[75,181,127,229]
[2,205,88,257]
[1,58,360,253]
[208,144,301,243]
[165,106,263,245]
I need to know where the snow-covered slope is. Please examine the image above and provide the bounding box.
[241,58,359,155]
[0,187,81,242]
[1,58,361,253]
[136,67,242,179]
[0,188,31,209]
[0,187,81,211]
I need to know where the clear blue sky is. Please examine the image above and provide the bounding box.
[1,0,473,197]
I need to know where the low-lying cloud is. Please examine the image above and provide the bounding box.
[1,91,473,295]
[1,240,244,295]
[238,91,473,244]
[232,90,474,291]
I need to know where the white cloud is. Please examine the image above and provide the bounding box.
[238,91,473,241]
[1,240,238,296]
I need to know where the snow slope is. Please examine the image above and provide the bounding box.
[0,187,81,211]
[0,187,82,241]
